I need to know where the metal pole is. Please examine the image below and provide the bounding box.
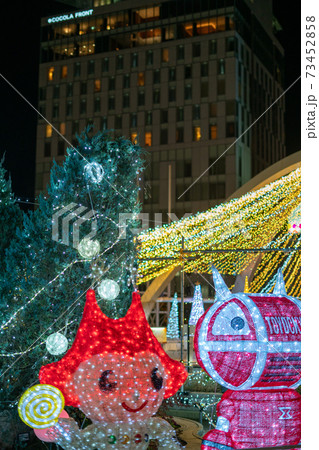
[168,164,171,224]
[180,236,185,364]
[167,164,172,298]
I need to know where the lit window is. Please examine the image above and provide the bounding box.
[131,132,137,143]
[162,48,169,62]
[193,126,201,141]
[48,67,54,81]
[134,6,160,24]
[46,125,52,138]
[145,132,152,146]
[138,72,145,86]
[60,122,66,135]
[94,79,101,92]
[210,124,217,139]
[61,65,68,79]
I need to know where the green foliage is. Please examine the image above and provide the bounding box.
[0,129,145,404]
[183,369,222,393]
[0,155,23,272]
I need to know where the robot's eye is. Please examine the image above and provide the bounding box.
[151,368,163,391]
[231,316,245,330]
[98,370,117,392]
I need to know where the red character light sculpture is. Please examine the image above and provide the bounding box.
[194,267,301,450]
[19,290,187,449]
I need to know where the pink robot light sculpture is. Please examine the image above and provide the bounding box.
[194,267,301,450]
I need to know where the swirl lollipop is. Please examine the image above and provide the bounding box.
[18,384,64,429]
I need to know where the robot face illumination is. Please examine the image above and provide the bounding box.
[195,294,301,390]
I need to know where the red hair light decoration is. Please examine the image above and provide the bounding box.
[34,290,186,448]
[40,290,187,406]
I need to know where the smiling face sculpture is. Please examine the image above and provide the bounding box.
[39,289,187,425]
[67,351,166,424]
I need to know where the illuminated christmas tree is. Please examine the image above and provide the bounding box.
[0,155,22,273]
[0,129,144,404]
[189,283,204,326]
[166,293,179,339]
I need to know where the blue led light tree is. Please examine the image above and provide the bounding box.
[189,283,205,326]
[0,129,145,404]
[0,156,22,273]
[166,293,180,339]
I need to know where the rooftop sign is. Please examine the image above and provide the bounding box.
[47,9,94,24]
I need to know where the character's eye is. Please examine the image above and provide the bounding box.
[231,316,245,330]
[99,370,117,392]
[151,368,163,391]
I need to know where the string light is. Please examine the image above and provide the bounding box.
[137,169,301,297]
[166,293,179,339]
[189,284,205,326]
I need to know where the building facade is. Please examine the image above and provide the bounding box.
[36,0,285,219]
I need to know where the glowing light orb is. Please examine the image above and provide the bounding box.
[46,333,68,356]
[97,279,120,300]
[18,384,64,429]
[78,237,100,259]
[84,162,104,184]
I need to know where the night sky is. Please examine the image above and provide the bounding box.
[0,1,301,208]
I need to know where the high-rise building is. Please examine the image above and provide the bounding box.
[36,0,285,219]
